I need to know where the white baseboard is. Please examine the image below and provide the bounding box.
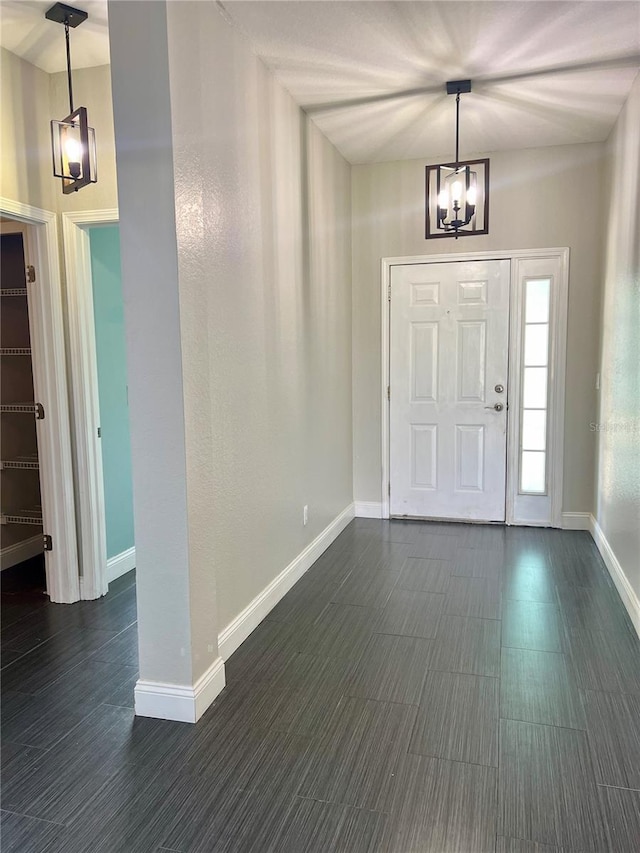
[354,501,383,519]
[0,535,43,570]
[134,655,225,723]
[590,514,640,638]
[107,546,136,583]
[218,502,355,661]
[562,512,591,530]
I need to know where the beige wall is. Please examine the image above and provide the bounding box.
[166,1,353,635]
[596,71,640,606]
[110,0,352,688]
[1,47,56,212]
[352,142,605,513]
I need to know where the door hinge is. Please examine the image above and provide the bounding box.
[97,426,102,438]
[388,285,391,301]
[43,534,53,552]
[388,482,391,496]
[26,265,36,283]
[35,403,45,420]
[387,385,390,401]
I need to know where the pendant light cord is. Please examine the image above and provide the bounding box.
[455,90,460,166]
[64,19,74,114]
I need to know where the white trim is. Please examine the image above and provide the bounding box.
[562,512,591,531]
[1,535,44,571]
[354,501,384,519]
[218,503,355,661]
[61,209,119,600]
[1,198,80,603]
[381,249,569,527]
[590,514,640,638]
[107,546,136,584]
[134,656,226,723]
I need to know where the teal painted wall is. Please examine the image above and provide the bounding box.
[89,226,135,559]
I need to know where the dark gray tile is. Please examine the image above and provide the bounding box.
[90,623,139,666]
[270,797,388,853]
[346,633,432,705]
[357,541,414,573]
[1,704,134,823]
[410,670,499,767]
[46,764,187,853]
[2,690,102,750]
[376,588,444,638]
[397,557,453,594]
[331,568,399,609]
[429,615,501,677]
[565,626,640,695]
[1,704,194,824]
[599,785,640,853]
[298,696,416,812]
[552,555,612,589]
[500,647,586,730]
[584,690,640,789]
[38,659,138,709]
[499,719,607,850]
[556,584,632,635]
[0,626,119,694]
[410,534,457,561]
[388,754,497,852]
[265,578,335,627]
[502,561,557,604]
[2,648,27,668]
[452,547,504,580]
[496,838,566,853]
[444,576,501,620]
[0,810,66,853]
[461,524,507,550]
[225,619,299,684]
[298,604,377,662]
[160,783,296,853]
[502,599,565,653]
[1,740,47,785]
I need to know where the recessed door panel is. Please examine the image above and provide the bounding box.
[411,322,438,402]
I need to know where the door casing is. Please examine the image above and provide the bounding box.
[381,248,570,527]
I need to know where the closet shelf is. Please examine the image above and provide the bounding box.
[0,348,32,356]
[1,507,43,526]
[1,288,27,297]
[0,456,40,470]
[1,403,39,414]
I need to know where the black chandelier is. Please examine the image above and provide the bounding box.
[425,80,489,239]
[46,3,97,194]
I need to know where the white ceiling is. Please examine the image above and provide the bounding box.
[0,1,109,73]
[1,0,639,164]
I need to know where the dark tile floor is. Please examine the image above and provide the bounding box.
[2,520,640,852]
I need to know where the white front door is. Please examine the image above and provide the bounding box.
[389,260,510,521]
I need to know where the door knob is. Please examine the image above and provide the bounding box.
[484,403,504,412]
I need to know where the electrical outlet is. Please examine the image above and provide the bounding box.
[303,505,308,526]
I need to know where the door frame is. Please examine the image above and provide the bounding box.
[61,208,119,599]
[0,197,80,602]
[381,248,570,527]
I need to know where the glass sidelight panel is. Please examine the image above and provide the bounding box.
[519,278,551,495]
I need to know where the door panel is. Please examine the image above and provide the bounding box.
[390,260,510,521]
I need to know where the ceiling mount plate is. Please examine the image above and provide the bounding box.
[446,79,472,95]
[45,3,88,27]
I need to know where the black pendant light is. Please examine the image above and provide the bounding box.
[425,80,489,239]
[46,3,97,194]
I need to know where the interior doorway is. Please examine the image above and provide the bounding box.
[382,249,569,527]
[62,209,134,600]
